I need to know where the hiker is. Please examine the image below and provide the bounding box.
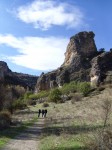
[42,109,45,117]
[38,109,41,117]
[44,109,47,117]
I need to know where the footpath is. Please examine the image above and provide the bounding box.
[2,118,44,150]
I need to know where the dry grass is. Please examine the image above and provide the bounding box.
[36,87,112,149]
[11,106,38,124]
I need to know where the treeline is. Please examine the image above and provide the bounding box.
[0,84,26,128]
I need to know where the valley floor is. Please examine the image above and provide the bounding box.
[1,86,112,150]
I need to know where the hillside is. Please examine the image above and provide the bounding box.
[0,61,38,90]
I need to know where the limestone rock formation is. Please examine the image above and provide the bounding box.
[63,31,97,66]
[36,31,97,92]
[0,61,38,90]
[90,51,112,86]
[35,31,112,92]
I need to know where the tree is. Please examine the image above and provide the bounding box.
[78,82,91,96]
[48,88,62,103]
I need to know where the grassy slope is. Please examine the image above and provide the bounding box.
[34,87,112,150]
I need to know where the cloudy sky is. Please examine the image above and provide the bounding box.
[0,0,112,75]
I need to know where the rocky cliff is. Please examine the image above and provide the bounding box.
[63,31,97,66]
[35,31,112,92]
[0,61,38,90]
[90,51,112,86]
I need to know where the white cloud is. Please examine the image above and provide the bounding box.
[0,34,68,70]
[16,0,84,30]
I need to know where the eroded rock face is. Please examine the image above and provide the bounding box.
[36,31,98,92]
[0,61,11,82]
[63,31,97,66]
[90,51,112,86]
[35,31,112,92]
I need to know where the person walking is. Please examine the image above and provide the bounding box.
[42,109,45,117]
[38,109,41,118]
[44,109,47,117]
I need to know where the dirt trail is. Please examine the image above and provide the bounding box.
[2,118,44,150]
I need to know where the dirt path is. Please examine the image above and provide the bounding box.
[2,118,44,150]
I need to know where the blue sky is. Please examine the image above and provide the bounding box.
[0,0,112,75]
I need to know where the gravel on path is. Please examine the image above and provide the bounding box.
[2,118,44,150]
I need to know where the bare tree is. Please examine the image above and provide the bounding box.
[102,99,111,128]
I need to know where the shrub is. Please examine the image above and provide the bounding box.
[29,91,49,100]
[97,87,105,92]
[85,99,112,150]
[29,94,39,100]
[61,81,77,96]
[12,98,26,110]
[42,102,49,107]
[78,82,91,96]
[37,91,49,99]
[12,85,26,98]
[48,88,62,103]
[24,91,33,99]
[0,85,7,111]
[102,99,111,128]
[61,83,70,96]
[86,130,112,150]
[0,110,11,128]
[27,99,36,105]
[71,93,82,104]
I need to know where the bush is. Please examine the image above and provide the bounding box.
[29,94,39,100]
[48,88,62,103]
[29,91,49,100]
[0,110,11,128]
[85,99,112,150]
[61,81,77,96]
[97,87,105,92]
[42,102,49,107]
[86,130,112,150]
[37,91,49,99]
[12,85,26,98]
[78,82,91,96]
[27,99,36,105]
[12,98,27,110]
[71,93,82,104]
[24,91,33,99]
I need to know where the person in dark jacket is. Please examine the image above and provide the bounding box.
[38,109,41,117]
[44,109,47,117]
[42,109,45,117]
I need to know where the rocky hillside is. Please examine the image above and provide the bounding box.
[0,61,38,90]
[35,31,112,92]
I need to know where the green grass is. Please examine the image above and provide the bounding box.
[39,135,85,150]
[0,116,38,148]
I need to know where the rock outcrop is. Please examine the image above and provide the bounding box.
[0,61,38,90]
[35,31,112,92]
[90,51,112,86]
[63,31,97,66]
[0,61,11,81]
